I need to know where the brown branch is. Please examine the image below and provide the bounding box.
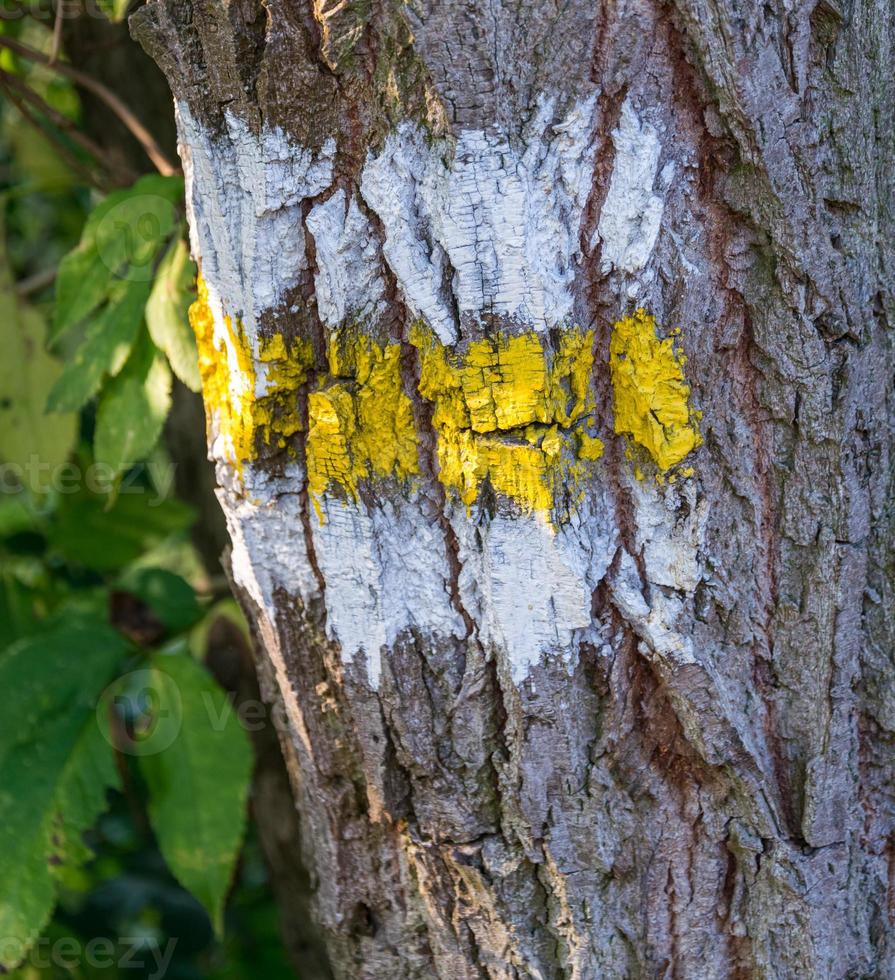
[49,0,64,66]
[0,35,179,177]
[16,266,58,298]
[0,72,103,190]
[0,67,138,186]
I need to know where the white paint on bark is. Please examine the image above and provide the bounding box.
[593,98,665,278]
[449,499,616,682]
[361,94,598,334]
[480,514,593,681]
[359,132,459,344]
[311,496,465,687]
[628,476,705,593]
[224,481,319,612]
[175,102,335,329]
[609,549,697,665]
[607,475,705,665]
[312,500,388,687]
[306,491,618,687]
[306,190,386,328]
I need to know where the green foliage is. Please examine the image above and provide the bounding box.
[0,623,130,967]
[0,253,78,483]
[116,567,204,633]
[0,31,292,979]
[53,177,184,345]
[95,0,135,23]
[140,653,254,936]
[46,278,152,414]
[46,486,194,573]
[146,234,201,392]
[0,485,258,972]
[94,333,173,478]
[45,175,192,479]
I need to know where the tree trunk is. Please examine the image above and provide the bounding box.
[132,0,894,975]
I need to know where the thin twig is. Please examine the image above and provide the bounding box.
[16,266,58,297]
[0,73,102,189]
[0,35,179,176]
[49,0,64,66]
[0,67,137,185]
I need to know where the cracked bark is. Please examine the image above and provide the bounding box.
[132,0,894,976]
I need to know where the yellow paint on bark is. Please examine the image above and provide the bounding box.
[189,289,707,514]
[609,309,701,472]
[411,325,602,515]
[189,276,314,476]
[306,329,419,506]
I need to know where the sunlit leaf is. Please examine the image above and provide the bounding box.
[146,237,200,391]
[51,175,185,344]
[0,225,77,484]
[51,243,115,343]
[46,277,151,414]
[95,0,135,21]
[94,334,172,478]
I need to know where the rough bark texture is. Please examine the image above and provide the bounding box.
[132,0,894,976]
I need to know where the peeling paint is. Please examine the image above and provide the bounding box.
[189,277,313,476]
[609,309,701,472]
[225,485,319,612]
[306,329,419,509]
[176,103,335,330]
[448,497,616,683]
[361,95,598,334]
[412,324,602,517]
[311,494,465,687]
[175,104,712,692]
[608,548,696,666]
[306,190,386,329]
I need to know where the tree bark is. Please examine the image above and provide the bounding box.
[132,0,894,976]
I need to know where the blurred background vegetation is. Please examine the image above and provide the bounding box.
[0,3,324,976]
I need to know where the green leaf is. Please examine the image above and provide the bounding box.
[0,572,40,648]
[81,176,184,243]
[4,106,75,193]
[47,488,195,573]
[146,237,200,391]
[116,567,203,632]
[0,624,129,968]
[0,231,77,483]
[94,335,172,478]
[83,175,184,281]
[140,652,253,935]
[45,277,151,414]
[51,244,114,343]
[51,175,185,345]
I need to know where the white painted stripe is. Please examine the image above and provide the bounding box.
[361,94,598,335]
[306,190,386,329]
